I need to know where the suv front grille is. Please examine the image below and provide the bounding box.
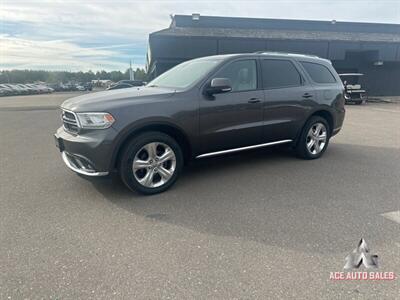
[62,110,79,133]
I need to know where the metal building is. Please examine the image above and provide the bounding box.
[146,14,400,96]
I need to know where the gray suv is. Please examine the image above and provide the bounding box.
[55,53,345,194]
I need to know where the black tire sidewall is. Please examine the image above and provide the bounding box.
[119,132,183,195]
[297,116,330,159]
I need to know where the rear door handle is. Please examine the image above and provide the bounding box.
[248,98,261,104]
[302,93,313,99]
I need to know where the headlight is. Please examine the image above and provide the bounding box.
[76,112,115,129]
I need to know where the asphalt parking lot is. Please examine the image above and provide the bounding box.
[0,93,399,299]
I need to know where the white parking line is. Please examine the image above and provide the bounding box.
[381,211,400,224]
[370,108,400,114]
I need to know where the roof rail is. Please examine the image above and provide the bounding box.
[254,51,320,58]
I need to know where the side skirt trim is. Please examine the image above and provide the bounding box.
[196,139,293,159]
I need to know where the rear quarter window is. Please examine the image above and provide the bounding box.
[300,61,336,84]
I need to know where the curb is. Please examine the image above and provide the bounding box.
[367,97,400,104]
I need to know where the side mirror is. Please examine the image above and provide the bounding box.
[205,78,232,95]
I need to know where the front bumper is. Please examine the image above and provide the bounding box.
[54,126,117,176]
[61,151,109,176]
[345,91,367,101]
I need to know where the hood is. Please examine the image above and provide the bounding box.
[61,86,176,112]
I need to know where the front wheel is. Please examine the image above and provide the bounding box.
[295,116,330,159]
[119,132,183,195]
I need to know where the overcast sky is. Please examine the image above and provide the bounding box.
[1,0,399,71]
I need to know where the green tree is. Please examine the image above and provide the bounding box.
[134,68,147,81]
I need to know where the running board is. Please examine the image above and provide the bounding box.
[196,139,293,159]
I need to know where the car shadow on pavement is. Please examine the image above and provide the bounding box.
[89,143,400,255]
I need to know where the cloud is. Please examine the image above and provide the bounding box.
[0,35,143,71]
[1,0,399,71]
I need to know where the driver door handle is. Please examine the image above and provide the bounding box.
[302,93,313,98]
[248,98,261,104]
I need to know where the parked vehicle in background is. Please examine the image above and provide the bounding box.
[83,82,93,91]
[119,80,144,86]
[74,82,93,91]
[55,52,346,195]
[0,83,54,96]
[107,82,135,90]
[20,84,37,94]
[49,83,62,92]
[30,84,44,93]
[339,73,367,105]
[76,85,86,91]
[25,84,40,94]
[0,84,15,96]
[4,84,24,95]
[107,80,144,90]
[37,84,54,93]
[49,83,68,92]
[16,84,31,95]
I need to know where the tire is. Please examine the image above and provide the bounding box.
[119,131,183,195]
[295,116,330,160]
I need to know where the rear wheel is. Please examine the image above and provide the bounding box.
[119,132,183,195]
[296,116,330,159]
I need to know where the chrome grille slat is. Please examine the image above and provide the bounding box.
[61,109,79,133]
[62,119,77,125]
[62,116,76,121]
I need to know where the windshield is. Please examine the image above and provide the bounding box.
[147,58,221,89]
[340,76,362,85]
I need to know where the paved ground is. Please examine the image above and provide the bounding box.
[0,94,399,299]
[0,92,91,110]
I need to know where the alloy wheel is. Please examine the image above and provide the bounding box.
[132,142,176,188]
[306,122,327,155]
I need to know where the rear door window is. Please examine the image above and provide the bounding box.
[300,62,336,84]
[261,59,302,89]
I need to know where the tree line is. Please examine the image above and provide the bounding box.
[0,68,147,84]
